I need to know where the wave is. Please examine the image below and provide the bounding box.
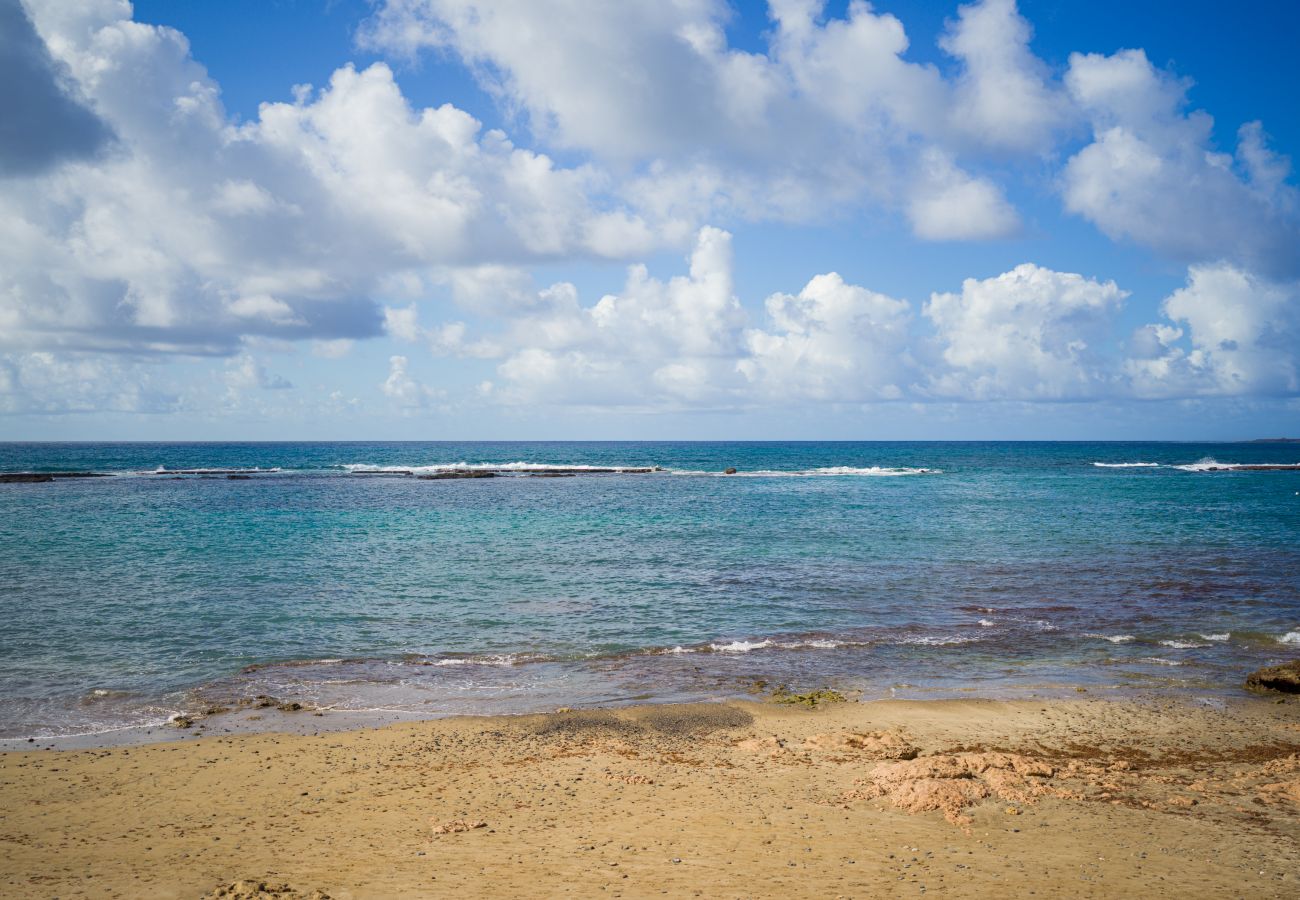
[343,462,661,476]
[1279,631,1300,645]
[1158,639,1211,649]
[1199,632,1230,642]
[1086,633,1135,644]
[1092,462,1161,468]
[1171,458,1300,472]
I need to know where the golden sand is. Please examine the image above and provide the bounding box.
[2,697,1298,898]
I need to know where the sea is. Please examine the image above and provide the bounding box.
[1,441,1297,743]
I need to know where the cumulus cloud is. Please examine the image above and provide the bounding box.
[924,264,1127,399]
[0,0,658,364]
[361,0,1041,238]
[1063,49,1300,277]
[740,273,911,401]
[224,354,292,393]
[906,149,1020,240]
[0,0,112,177]
[489,227,746,406]
[381,355,440,407]
[940,0,1071,154]
[1127,264,1299,397]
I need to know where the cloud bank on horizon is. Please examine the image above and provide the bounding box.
[0,0,1297,436]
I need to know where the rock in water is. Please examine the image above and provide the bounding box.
[1245,660,1300,694]
[0,473,54,483]
[417,470,497,479]
[723,467,737,475]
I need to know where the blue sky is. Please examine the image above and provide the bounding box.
[2,0,1298,439]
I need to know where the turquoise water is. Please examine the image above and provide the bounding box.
[1,441,1298,739]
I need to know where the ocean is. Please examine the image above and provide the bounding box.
[1,441,1298,741]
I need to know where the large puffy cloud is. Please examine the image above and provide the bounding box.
[1,0,658,362]
[361,0,1049,237]
[923,264,1127,399]
[1063,49,1300,278]
[939,0,1071,154]
[0,0,112,177]
[739,273,911,402]
[1127,265,1299,397]
[487,227,748,407]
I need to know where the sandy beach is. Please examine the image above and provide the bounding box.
[2,695,1298,898]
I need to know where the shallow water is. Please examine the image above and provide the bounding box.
[1,441,1298,739]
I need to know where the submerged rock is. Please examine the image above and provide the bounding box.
[0,473,53,483]
[1246,660,1300,694]
[417,470,497,479]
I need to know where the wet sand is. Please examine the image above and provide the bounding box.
[2,696,1298,898]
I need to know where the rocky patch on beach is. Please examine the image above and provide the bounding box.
[1246,660,1300,693]
[203,880,330,899]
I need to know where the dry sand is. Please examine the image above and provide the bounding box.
[2,696,1299,898]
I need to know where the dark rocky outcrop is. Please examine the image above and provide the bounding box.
[1245,660,1300,694]
[0,471,109,483]
[227,474,252,480]
[723,467,737,475]
[417,470,497,480]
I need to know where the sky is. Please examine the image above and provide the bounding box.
[1,0,1298,440]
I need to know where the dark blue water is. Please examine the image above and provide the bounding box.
[1,442,1298,739]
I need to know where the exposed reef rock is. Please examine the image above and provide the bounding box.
[0,472,109,483]
[1246,660,1300,694]
[417,470,497,480]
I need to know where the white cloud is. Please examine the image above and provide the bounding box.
[906,148,1020,240]
[1,0,659,364]
[1128,264,1299,397]
[739,273,911,401]
[381,354,439,407]
[224,354,292,392]
[1063,49,1300,277]
[924,263,1127,399]
[361,0,1038,238]
[0,351,178,415]
[940,0,1071,154]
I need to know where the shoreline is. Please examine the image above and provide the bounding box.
[0,677,1260,753]
[2,694,1297,898]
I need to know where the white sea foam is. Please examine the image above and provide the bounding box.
[1139,657,1182,666]
[1199,633,1230,642]
[709,639,774,653]
[343,461,660,475]
[1159,640,1210,649]
[978,619,995,627]
[1279,631,1300,645]
[779,638,850,650]
[431,654,523,667]
[896,635,976,646]
[1092,462,1161,468]
[1086,633,1135,644]
[1171,458,1225,472]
